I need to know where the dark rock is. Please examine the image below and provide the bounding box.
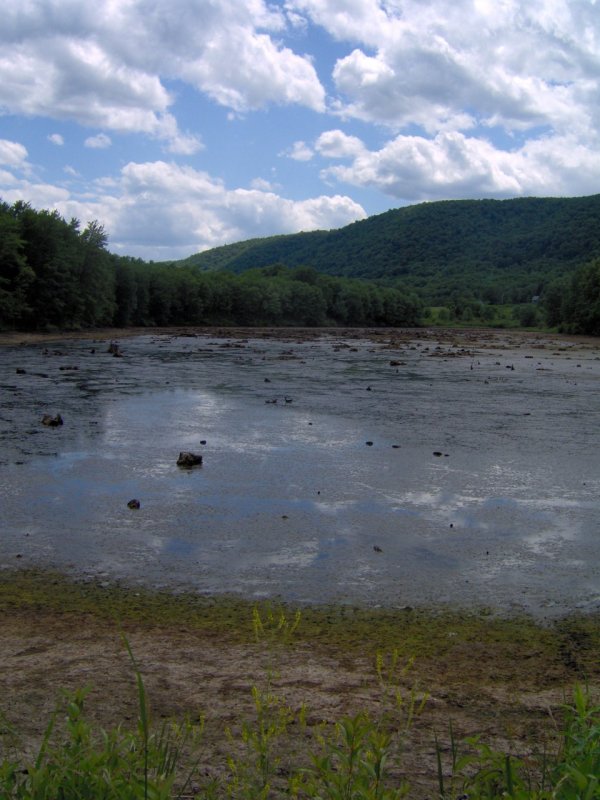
[177,451,203,468]
[42,414,63,427]
[433,451,443,456]
[127,499,141,509]
[107,342,122,357]
[366,441,373,446]
[16,368,26,374]
[373,545,383,552]
[200,440,207,445]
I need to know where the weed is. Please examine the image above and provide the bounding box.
[435,685,600,799]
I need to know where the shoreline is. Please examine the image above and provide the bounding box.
[1,323,599,349]
[1,568,599,797]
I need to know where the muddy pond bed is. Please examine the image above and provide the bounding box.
[1,327,599,617]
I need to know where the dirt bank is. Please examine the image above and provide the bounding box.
[1,573,599,797]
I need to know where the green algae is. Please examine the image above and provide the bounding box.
[1,569,598,687]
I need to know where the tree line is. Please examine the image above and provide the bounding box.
[0,201,423,331]
[184,195,600,309]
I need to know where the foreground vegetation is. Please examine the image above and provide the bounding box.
[1,572,599,798]
[2,639,599,798]
[2,198,600,335]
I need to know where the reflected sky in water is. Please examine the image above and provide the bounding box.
[1,332,599,616]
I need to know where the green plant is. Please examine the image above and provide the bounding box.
[0,640,203,800]
[436,685,600,800]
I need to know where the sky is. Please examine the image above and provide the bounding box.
[1,0,600,262]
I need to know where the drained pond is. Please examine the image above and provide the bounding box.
[1,328,599,617]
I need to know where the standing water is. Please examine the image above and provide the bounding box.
[1,329,599,616]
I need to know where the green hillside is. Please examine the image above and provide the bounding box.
[181,195,600,304]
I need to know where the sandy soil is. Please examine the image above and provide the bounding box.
[1,602,595,797]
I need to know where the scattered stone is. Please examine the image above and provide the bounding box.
[107,342,123,357]
[264,378,271,382]
[390,360,401,366]
[16,368,26,374]
[433,451,443,456]
[373,545,383,552]
[59,365,79,371]
[41,413,63,427]
[366,441,373,446]
[127,499,141,509]
[200,439,207,445]
[392,444,401,449]
[177,451,203,468]
[366,386,372,391]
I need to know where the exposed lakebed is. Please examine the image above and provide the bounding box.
[1,328,599,616]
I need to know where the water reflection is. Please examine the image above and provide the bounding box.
[0,333,599,615]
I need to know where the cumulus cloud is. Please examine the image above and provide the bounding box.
[316,130,365,159]
[48,133,64,146]
[279,0,600,201]
[290,0,600,137]
[319,129,600,201]
[0,139,29,169]
[0,0,325,150]
[0,157,365,259]
[85,133,112,149]
[287,140,314,161]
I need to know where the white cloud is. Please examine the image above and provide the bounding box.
[282,0,600,201]
[250,177,279,191]
[48,133,64,146]
[0,139,29,169]
[0,0,325,150]
[290,0,600,137]
[287,140,314,161]
[0,158,365,259]
[84,132,112,149]
[1,180,71,208]
[319,129,600,201]
[316,130,365,159]
[63,165,81,177]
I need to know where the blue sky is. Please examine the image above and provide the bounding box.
[1,0,600,261]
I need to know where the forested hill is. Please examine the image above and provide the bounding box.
[181,195,600,304]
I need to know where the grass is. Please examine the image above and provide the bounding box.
[2,569,599,678]
[1,570,600,797]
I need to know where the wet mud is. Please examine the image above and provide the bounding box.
[1,327,599,617]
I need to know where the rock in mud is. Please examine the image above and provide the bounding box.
[41,414,63,427]
[127,499,141,509]
[177,451,203,468]
[107,342,122,357]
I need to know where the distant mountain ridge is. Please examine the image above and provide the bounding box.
[179,195,600,303]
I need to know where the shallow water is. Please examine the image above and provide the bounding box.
[1,331,599,616]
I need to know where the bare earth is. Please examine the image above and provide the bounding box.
[1,604,591,798]
[1,326,599,796]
